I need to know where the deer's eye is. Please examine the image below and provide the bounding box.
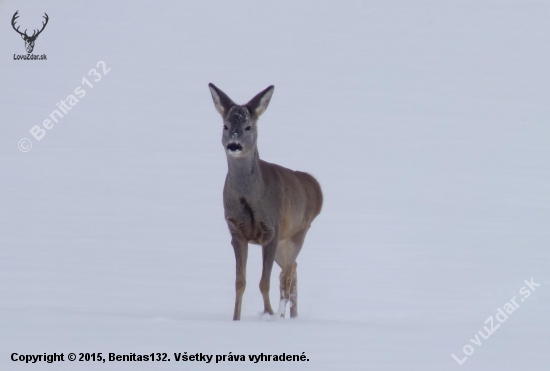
[245,126,251,131]
[223,125,228,130]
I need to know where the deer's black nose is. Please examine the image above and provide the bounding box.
[227,142,243,152]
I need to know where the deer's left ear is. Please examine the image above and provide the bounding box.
[246,85,274,117]
[209,83,235,116]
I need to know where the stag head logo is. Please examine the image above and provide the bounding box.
[11,10,49,54]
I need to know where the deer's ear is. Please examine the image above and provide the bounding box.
[209,83,235,116]
[246,85,274,117]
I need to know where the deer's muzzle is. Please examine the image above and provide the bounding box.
[226,142,243,152]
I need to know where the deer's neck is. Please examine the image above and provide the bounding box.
[226,148,262,195]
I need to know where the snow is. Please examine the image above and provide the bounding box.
[1,0,549,370]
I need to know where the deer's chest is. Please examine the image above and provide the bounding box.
[224,196,265,243]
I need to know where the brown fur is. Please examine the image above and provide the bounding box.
[209,83,323,320]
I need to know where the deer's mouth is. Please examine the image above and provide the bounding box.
[226,142,243,154]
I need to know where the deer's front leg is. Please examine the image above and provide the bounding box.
[259,223,277,316]
[230,231,248,321]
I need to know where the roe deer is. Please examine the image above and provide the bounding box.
[208,83,323,320]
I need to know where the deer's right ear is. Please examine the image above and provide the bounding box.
[209,83,235,116]
[246,85,274,117]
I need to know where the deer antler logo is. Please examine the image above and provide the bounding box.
[11,10,49,54]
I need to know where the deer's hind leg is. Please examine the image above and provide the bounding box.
[289,262,299,318]
[278,260,298,318]
[276,230,307,318]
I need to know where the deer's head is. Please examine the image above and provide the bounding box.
[12,11,49,54]
[209,83,274,158]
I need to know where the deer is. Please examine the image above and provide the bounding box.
[208,83,323,321]
[11,11,49,54]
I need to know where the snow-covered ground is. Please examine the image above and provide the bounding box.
[1,1,549,370]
